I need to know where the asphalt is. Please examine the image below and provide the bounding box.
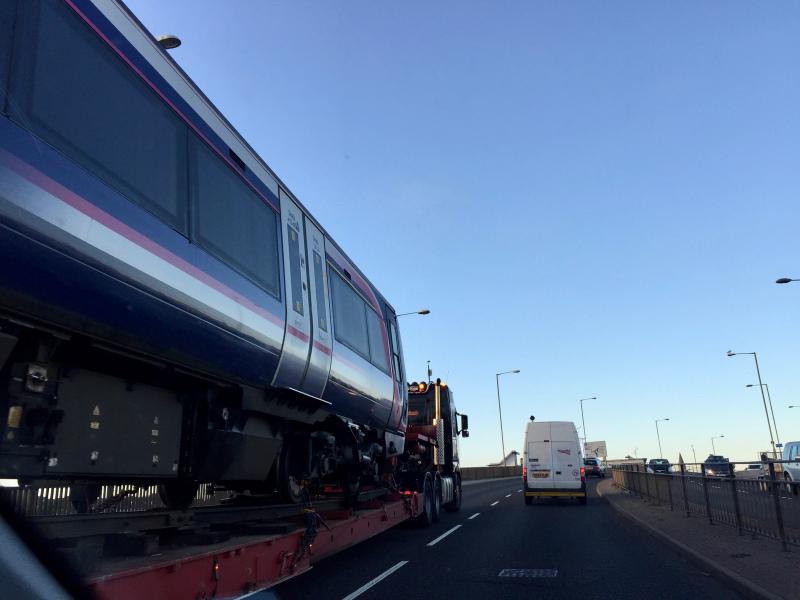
[263,477,742,600]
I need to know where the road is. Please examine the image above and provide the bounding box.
[262,478,740,600]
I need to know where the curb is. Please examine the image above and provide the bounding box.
[596,481,782,600]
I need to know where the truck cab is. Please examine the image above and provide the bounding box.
[400,379,468,523]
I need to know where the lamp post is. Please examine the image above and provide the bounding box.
[691,444,697,464]
[746,383,781,451]
[776,277,800,284]
[711,434,725,455]
[728,351,776,456]
[655,418,669,458]
[496,369,520,465]
[790,405,798,409]
[578,397,597,452]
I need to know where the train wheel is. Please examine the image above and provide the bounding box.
[70,483,101,514]
[158,480,198,510]
[278,433,308,504]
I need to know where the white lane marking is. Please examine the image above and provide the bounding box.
[426,524,463,547]
[505,494,512,498]
[490,500,500,506]
[499,568,558,578]
[468,512,480,520]
[341,561,409,600]
[517,489,522,492]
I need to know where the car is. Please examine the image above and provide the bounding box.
[782,441,800,495]
[704,455,732,477]
[738,463,764,480]
[647,458,671,474]
[523,420,587,505]
[584,457,604,478]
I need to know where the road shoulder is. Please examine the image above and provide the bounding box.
[596,478,794,600]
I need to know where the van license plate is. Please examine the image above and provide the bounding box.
[533,472,550,478]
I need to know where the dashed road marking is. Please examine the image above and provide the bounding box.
[341,561,408,600]
[490,500,500,506]
[505,494,512,498]
[426,524,462,547]
[517,489,522,492]
[499,568,558,578]
[468,512,480,520]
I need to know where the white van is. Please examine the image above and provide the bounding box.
[523,420,586,505]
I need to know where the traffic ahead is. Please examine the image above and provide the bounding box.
[271,478,740,600]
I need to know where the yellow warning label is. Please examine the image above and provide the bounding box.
[7,406,22,429]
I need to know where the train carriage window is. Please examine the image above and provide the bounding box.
[287,224,303,315]
[366,308,389,374]
[0,0,17,113]
[312,251,327,331]
[329,269,369,358]
[191,135,280,296]
[9,0,188,231]
[389,320,404,385]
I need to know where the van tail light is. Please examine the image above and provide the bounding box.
[522,465,528,478]
[580,466,586,481]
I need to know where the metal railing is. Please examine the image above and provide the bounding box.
[0,482,221,516]
[612,460,800,550]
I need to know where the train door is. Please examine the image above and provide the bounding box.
[272,190,311,391]
[301,217,333,397]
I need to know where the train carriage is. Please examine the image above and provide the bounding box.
[0,0,407,509]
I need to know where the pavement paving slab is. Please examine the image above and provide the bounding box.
[598,478,799,600]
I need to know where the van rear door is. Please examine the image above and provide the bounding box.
[526,423,553,489]
[551,442,580,489]
[550,423,581,490]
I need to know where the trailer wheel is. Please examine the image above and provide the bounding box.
[415,476,434,527]
[432,475,442,522]
[444,477,462,512]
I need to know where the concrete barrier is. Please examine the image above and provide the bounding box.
[460,466,522,481]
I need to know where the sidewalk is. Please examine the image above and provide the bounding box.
[597,479,799,600]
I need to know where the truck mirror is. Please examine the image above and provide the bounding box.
[462,430,469,438]
[460,414,469,432]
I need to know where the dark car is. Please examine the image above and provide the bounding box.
[584,457,604,478]
[648,458,671,474]
[704,455,732,477]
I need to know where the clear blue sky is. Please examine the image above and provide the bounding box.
[129,0,800,466]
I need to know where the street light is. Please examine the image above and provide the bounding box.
[156,34,182,50]
[690,444,697,464]
[746,384,781,450]
[727,351,776,456]
[790,405,798,409]
[711,434,725,455]
[578,397,597,452]
[495,370,520,465]
[396,309,431,317]
[655,418,669,458]
[776,277,799,284]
